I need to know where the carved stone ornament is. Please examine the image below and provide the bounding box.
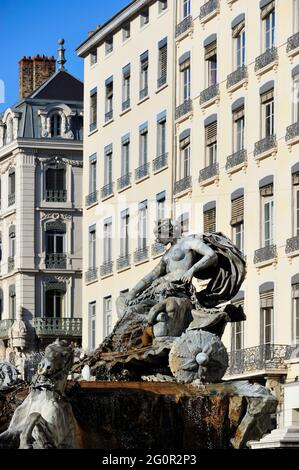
[41,212,72,221]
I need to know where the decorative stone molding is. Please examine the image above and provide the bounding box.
[38,103,78,140]
[41,212,73,221]
[0,156,16,175]
[37,155,83,168]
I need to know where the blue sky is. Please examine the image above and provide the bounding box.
[0,0,129,112]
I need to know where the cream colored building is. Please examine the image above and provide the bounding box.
[78,0,299,405]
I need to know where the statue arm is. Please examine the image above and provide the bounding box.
[181,239,218,283]
[126,259,167,301]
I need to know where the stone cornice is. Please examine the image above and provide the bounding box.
[0,139,83,160]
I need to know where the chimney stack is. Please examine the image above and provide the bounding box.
[19,55,56,99]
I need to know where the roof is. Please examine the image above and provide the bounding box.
[30,70,83,102]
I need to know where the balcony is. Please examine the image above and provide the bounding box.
[286,236,299,255]
[200,0,219,23]
[226,344,294,378]
[85,191,98,207]
[117,173,131,191]
[157,75,167,89]
[255,47,278,74]
[45,189,67,203]
[31,318,82,339]
[0,319,14,340]
[175,15,193,38]
[100,261,113,277]
[101,182,114,200]
[286,122,299,146]
[254,134,277,159]
[174,176,192,196]
[153,153,168,173]
[45,253,67,270]
[200,84,219,107]
[117,255,131,271]
[85,268,98,283]
[122,99,130,112]
[254,244,277,264]
[199,162,219,184]
[175,99,192,121]
[226,65,248,91]
[134,247,149,264]
[105,110,113,123]
[8,257,15,273]
[287,32,299,56]
[226,149,247,172]
[139,87,148,101]
[8,193,15,206]
[135,162,150,182]
[152,242,166,257]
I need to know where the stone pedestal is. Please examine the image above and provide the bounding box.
[250,427,299,449]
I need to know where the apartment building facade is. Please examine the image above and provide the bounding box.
[79,0,299,408]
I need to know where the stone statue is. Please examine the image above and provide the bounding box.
[0,362,20,389]
[0,339,78,449]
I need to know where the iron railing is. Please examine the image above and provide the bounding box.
[286,236,299,254]
[254,134,277,157]
[175,15,193,37]
[105,110,113,122]
[45,190,67,203]
[199,162,219,183]
[226,344,295,377]
[85,191,98,207]
[135,162,150,181]
[153,153,168,172]
[226,149,247,171]
[134,247,149,263]
[200,0,219,20]
[101,182,114,199]
[286,122,299,142]
[85,268,98,283]
[117,173,131,191]
[100,261,113,277]
[200,84,219,105]
[139,87,148,101]
[45,253,67,269]
[117,255,131,271]
[226,65,248,89]
[122,99,130,111]
[8,193,15,206]
[31,318,82,338]
[152,242,166,257]
[8,257,15,273]
[255,47,278,72]
[0,319,14,340]
[287,32,299,53]
[254,245,277,264]
[175,99,192,120]
[174,176,192,195]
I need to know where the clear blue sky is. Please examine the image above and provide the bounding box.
[0,0,129,112]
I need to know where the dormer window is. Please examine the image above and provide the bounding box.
[51,114,62,138]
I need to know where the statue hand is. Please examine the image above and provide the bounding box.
[181,269,194,284]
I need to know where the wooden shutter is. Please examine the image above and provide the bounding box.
[180,58,190,72]
[231,196,244,226]
[205,121,217,146]
[204,208,216,233]
[260,184,273,197]
[205,41,217,60]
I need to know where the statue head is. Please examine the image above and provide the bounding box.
[37,339,74,382]
[154,219,182,245]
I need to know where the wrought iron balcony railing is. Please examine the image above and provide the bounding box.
[157,75,167,89]
[200,84,219,105]
[135,162,150,181]
[175,15,193,37]
[226,344,295,377]
[287,32,299,53]
[226,65,248,89]
[105,110,113,122]
[85,191,98,207]
[199,162,219,183]
[8,257,15,273]
[255,47,278,72]
[101,182,114,199]
[100,261,113,277]
[153,153,168,172]
[31,318,82,338]
[45,253,67,270]
[117,254,131,271]
[0,319,14,340]
[134,247,149,263]
[152,242,166,257]
[8,193,15,206]
[139,86,148,101]
[254,244,277,264]
[254,134,277,157]
[122,99,130,112]
[45,189,67,203]
[175,99,192,120]
[286,122,299,142]
[85,268,98,283]
[200,0,219,20]
[226,149,247,171]
[118,173,132,191]
[286,236,299,254]
[174,175,192,195]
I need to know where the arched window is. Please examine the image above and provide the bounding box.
[44,282,66,319]
[50,114,62,138]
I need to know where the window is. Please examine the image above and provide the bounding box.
[45,164,66,201]
[50,114,62,138]
[231,320,244,352]
[104,145,113,186]
[122,23,131,41]
[89,154,97,195]
[45,289,64,318]
[182,0,191,19]
[121,135,130,177]
[159,0,167,13]
[293,73,299,123]
[90,88,97,132]
[90,49,97,66]
[179,212,189,235]
[89,225,96,269]
[89,302,96,351]
[0,289,3,321]
[140,51,149,99]
[46,229,64,255]
[179,132,191,180]
[260,183,274,247]
[261,88,274,138]
[261,2,275,50]
[105,77,113,122]
[205,41,217,87]
[233,21,246,68]
[293,283,299,344]
[8,169,15,204]
[120,209,130,257]
[205,120,217,166]
[157,112,167,157]
[104,296,113,337]
[204,205,216,233]
[158,38,167,88]
[293,171,299,237]
[233,107,245,152]
[105,36,113,55]
[9,285,16,320]
[138,201,148,250]
[156,192,166,223]
[9,226,16,259]
[139,123,148,166]
[260,289,274,359]
[140,7,149,27]
[103,218,112,263]
[180,56,191,103]
[231,193,244,253]
[122,64,131,110]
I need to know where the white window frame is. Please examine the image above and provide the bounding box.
[262,195,274,247]
[262,96,275,138]
[88,227,96,270]
[89,301,96,351]
[263,9,275,51]
[138,202,148,250]
[103,219,112,264]
[182,0,191,19]
[235,27,246,69]
[103,296,113,337]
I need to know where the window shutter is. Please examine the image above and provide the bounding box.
[180,135,190,149]
[261,1,275,20]
[205,41,217,60]
[260,184,273,197]
[233,107,245,121]
[180,58,190,72]
[293,172,299,186]
[261,89,274,104]
[232,20,245,38]
[205,121,217,146]
[204,208,216,233]
[231,196,244,226]
[260,291,274,308]
[159,43,167,80]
